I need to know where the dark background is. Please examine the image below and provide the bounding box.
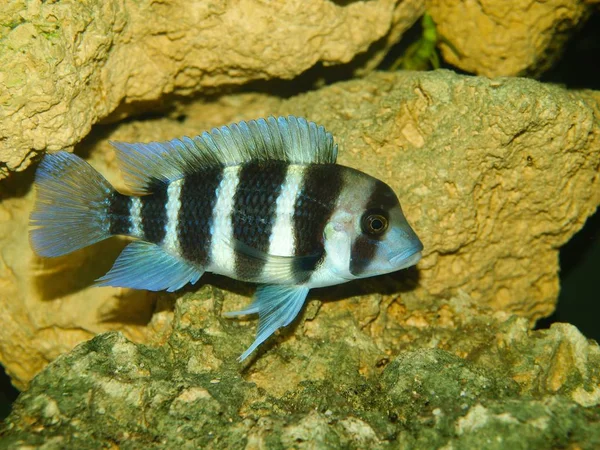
[1,11,599,421]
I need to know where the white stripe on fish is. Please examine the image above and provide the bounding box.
[269,165,306,257]
[129,197,143,238]
[209,165,241,276]
[163,179,183,255]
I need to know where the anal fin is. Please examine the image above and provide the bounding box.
[96,241,204,292]
[225,284,310,361]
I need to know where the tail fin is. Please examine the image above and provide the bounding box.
[30,151,115,257]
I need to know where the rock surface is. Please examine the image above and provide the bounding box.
[428,0,594,77]
[1,70,599,391]
[0,0,424,178]
[2,288,599,448]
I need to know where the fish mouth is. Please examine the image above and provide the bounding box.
[388,243,423,270]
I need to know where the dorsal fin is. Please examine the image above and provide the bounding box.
[110,116,338,194]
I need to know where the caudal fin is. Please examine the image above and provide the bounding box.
[30,151,115,257]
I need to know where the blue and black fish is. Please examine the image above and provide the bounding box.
[30,116,423,360]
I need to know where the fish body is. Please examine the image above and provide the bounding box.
[30,116,423,360]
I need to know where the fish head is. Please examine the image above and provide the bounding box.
[347,201,423,278]
[323,168,423,283]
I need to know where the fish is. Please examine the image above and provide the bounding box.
[30,116,423,361]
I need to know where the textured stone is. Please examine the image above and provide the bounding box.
[1,70,599,391]
[427,0,594,77]
[2,290,600,448]
[0,0,424,178]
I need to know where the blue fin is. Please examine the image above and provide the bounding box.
[109,116,338,194]
[30,151,114,257]
[225,284,310,361]
[96,241,204,292]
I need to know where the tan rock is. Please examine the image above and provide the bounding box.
[427,0,594,77]
[0,0,424,179]
[1,70,599,390]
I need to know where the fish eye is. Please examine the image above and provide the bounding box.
[361,209,389,236]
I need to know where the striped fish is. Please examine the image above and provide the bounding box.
[30,116,423,361]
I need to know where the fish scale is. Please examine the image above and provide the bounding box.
[178,169,222,266]
[108,193,131,235]
[232,161,287,280]
[292,163,345,281]
[140,184,168,244]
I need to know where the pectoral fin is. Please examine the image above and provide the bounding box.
[220,235,320,284]
[225,284,310,361]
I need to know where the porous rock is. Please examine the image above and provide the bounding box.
[427,0,594,77]
[0,0,424,178]
[0,70,599,392]
[2,289,599,448]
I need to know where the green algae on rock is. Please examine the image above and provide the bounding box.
[2,287,600,448]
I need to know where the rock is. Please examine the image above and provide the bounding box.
[428,0,594,77]
[0,0,424,178]
[2,290,599,447]
[1,70,599,390]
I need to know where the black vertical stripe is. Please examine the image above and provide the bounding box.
[140,181,169,244]
[349,179,400,276]
[349,235,377,276]
[364,179,399,211]
[178,167,223,266]
[292,163,345,282]
[108,193,132,236]
[231,161,288,281]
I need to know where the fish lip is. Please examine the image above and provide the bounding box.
[394,250,422,270]
[388,243,423,269]
[340,246,423,281]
